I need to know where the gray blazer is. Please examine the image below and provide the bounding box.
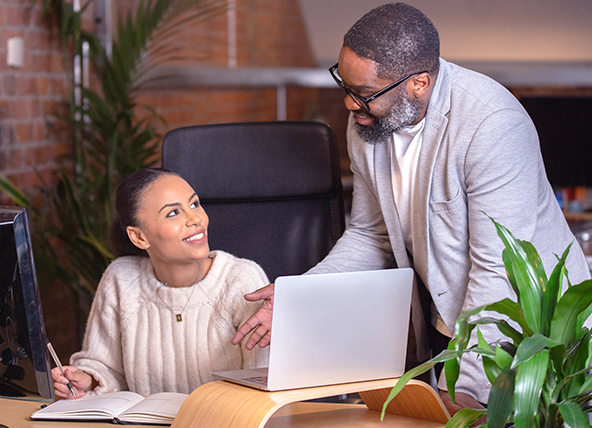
[309,58,590,402]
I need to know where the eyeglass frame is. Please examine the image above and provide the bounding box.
[328,63,428,112]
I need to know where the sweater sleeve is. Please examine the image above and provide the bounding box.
[223,256,270,369]
[69,262,129,395]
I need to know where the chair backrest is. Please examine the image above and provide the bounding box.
[161,121,345,281]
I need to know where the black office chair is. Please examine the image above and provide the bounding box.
[161,121,345,281]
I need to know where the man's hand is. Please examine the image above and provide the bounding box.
[439,390,486,426]
[232,283,275,350]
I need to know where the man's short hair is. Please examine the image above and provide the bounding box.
[343,3,440,80]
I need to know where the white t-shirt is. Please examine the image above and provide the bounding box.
[389,119,425,255]
[389,119,451,338]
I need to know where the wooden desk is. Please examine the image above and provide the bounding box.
[0,397,445,428]
[0,397,156,428]
[1,379,449,428]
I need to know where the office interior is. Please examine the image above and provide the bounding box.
[1,0,592,386]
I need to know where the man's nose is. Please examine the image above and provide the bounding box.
[344,94,363,112]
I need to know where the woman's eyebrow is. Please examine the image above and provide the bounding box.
[158,193,199,213]
[158,202,181,213]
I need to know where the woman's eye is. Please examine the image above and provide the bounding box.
[166,209,179,218]
[190,200,200,209]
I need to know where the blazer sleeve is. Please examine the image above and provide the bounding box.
[439,107,548,403]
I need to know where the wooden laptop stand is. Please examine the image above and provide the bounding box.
[171,378,450,428]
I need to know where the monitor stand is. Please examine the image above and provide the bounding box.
[171,378,450,428]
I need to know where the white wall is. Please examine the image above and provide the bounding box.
[298,0,592,66]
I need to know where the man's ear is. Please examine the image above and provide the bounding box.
[127,226,150,250]
[409,72,432,98]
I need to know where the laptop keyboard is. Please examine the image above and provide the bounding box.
[243,376,268,385]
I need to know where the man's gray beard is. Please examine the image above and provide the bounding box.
[353,93,423,145]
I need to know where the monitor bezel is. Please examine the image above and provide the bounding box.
[0,206,54,401]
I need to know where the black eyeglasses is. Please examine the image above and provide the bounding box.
[329,63,427,112]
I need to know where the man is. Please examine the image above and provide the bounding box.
[232,2,590,416]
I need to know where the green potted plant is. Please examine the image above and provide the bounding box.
[382,216,592,428]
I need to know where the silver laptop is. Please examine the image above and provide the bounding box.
[213,268,413,391]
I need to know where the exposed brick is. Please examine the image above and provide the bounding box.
[17,170,41,189]
[0,100,7,119]
[10,98,40,119]
[8,146,21,169]
[34,120,46,140]
[16,75,38,95]
[6,5,31,26]
[30,52,51,72]
[3,74,16,96]
[15,122,34,142]
[50,52,65,73]
[49,76,67,95]
[35,75,49,95]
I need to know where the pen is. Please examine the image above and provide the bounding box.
[47,342,76,397]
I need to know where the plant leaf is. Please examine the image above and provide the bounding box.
[471,316,526,347]
[562,332,592,399]
[444,407,486,428]
[495,343,514,369]
[0,174,30,207]
[513,349,549,428]
[557,402,591,428]
[478,330,501,384]
[541,243,571,336]
[550,279,592,346]
[487,366,516,428]
[381,349,459,419]
[511,333,560,368]
[487,298,533,336]
[491,216,544,333]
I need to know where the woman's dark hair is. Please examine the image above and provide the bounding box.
[110,168,181,258]
[343,2,440,80]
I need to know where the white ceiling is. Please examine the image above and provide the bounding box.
[298,0,592,67]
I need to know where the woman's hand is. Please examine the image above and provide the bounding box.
[52,366,95,399]
[232,283,275,349]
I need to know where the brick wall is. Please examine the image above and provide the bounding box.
[0,0,72,197]
[0,0,349,359]
[0,0,345,197]
[131,0,338,138]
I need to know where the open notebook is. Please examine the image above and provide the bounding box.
[214,268,414,391]
[30,391,188,425]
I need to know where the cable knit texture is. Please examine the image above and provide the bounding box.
[70,250,269,396]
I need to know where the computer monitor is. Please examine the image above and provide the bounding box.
[0,206,54,401]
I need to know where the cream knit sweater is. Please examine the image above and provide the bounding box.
[70,250,269,396]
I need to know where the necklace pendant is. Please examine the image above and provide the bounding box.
[176,314,183,322]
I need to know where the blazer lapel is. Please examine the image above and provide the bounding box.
[372,141,410,268]
[414,59,451,286]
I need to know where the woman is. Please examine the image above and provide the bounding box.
[52,168,269,398]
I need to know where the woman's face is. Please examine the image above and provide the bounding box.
[128,174,210,266]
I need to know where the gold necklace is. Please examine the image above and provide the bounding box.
[157,284,198,322]
[157,262,202,322]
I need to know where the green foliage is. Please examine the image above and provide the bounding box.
[382,216,592,427]
[1,0,223,310]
